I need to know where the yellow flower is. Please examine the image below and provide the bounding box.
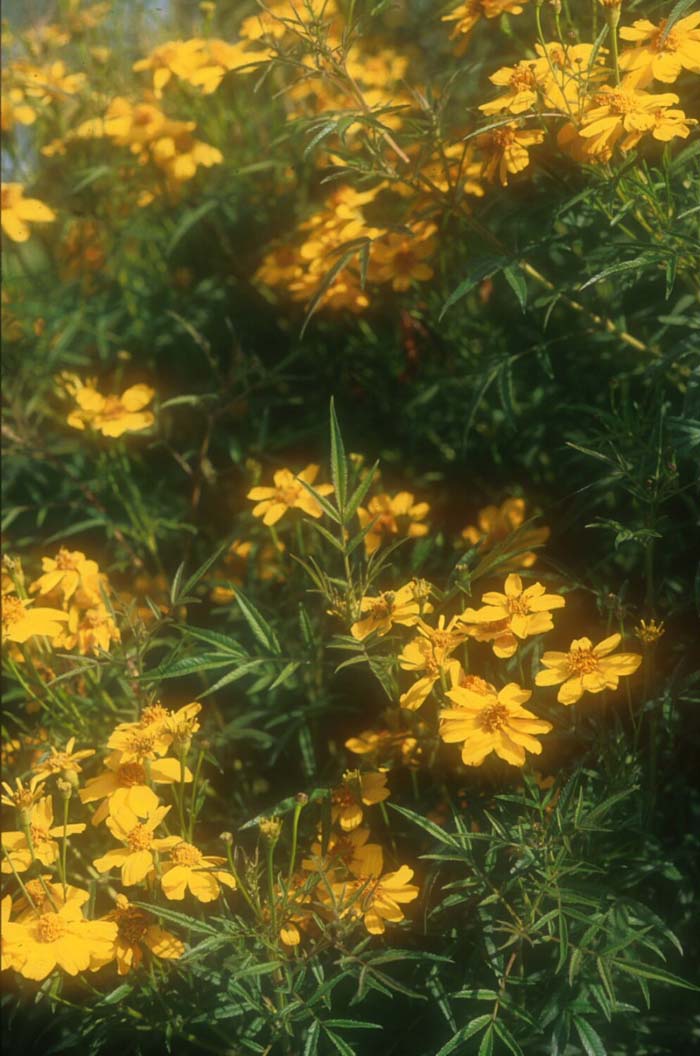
[479,59,540,116]
[93,802,178,885]
[331,770,390,832]
[1,901,117,982]
[1,774,46,812]
[1,88,37,132]
[398,616,467,711]
[350,580,433,640]
[1,183,56,243]
[535,633,642,705]
[441,681,552,766]
[54,603,120,655]
[578,86,687,156]
[247,464,334,526]
[133,38,210,96]
[357,491,430,556]
[66,380,155,437]
[461,497,549,569]
[619,14,700,87]
[477,123,544,186]
[332,865,419,934]
[160,840,236,902]
[532,43,607,115]
[11,60,86,105]
[303,826,384,879]
[101,894,185,974]
[79,753,191,825]
[344,728,421,768]
[1,593,68,644]
[30,547,103,605]
[442,1,529,55]
[369,222,438,292]
[32,737,95,780]
[1,795,86,874]
[107,702,201,761]
[13,875,89,921]
[635,618,665,645]
[459,573,565,658]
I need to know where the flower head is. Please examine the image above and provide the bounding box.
[1,593,68,644]
[303,826,384,879]
[102,894,185,974]
[459,573,565,658]
[398,616,467,711]
[461,497,549,570]
[441,681,552,766]
[93,802,177,885]
[331,770,390,832]
[477,123,544,186]
[535,633,641,705]
[619,14,700,87]
[159,839,236,902]
[357,491,430,556]
[1,183,55,243]
[79,753,190,826]
[30,547,103,606]
[1,901,117,981]
[32,737,95,781]
[351,580,432,640]
[2,795,86,874]
[635,618,665,645]
[578,85,689,156]
[248,464,333,526]
[332,865,419,935]
[66,380,155,437]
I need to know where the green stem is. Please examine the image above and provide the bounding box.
[188,749,205,843]
[60,796,70,899]
[2,844,39,911]
[224,844,260,918]
[287,801,305,885]
[266,838,278,936]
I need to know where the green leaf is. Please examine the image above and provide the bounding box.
[662,0,696,40]
[612,959,699,991]
[435,1015,492,1056]
[176,539,233,604]
[478,1024,494,1056]
[235,589,281,653]
[329,397,348,512]
[300,238,371,337]
[168,199,219,255]
[493,1020,524,1056]
[503,264,527,310]
[344,460,379,521]
[388,803,458,847]
[141,654,233,681]
[323,1028,356,1056]
[296,475,341,523]
[439,255,506,321]
[573,1016,607,1056]
[303,1021,320,1056]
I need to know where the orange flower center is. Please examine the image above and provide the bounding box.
[370,595,393,619]
[170,841,203,867]
[124,730,158,757]
[54,548,80,571]
[506,594,530,616]
[24,878,52,905]
[30,823,50,845]
[99,395,127,420]
[478,702,509,732]
[117,762,147,786]
[126,824,153,851]
[2,594,25,629]
[459,673,493,694]
[140,704,170,727]
[568,647,600,674]
[651,22,680,52]
[116,905,150,944]
[36,912,68,942]
[599,89,633,115]
[275,482,302,506]
[490,128,516,150]
[510,67,536,91]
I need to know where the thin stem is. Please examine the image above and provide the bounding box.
[188,749,205,843]
[287,800,305,885]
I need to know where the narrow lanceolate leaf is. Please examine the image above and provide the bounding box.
[435,1015,492,1056]
[329,397,348,513]
[612,959,699,991]
[493,1020,525,1056]
[344,460,379,522]
[388,803,459,847]
[662,0,696,41]
[235,589,281,653]
[573,1016,607,1056]
[297,475,342,523]
[178,538,234,602]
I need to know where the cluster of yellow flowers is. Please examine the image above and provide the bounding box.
[0,695,420,983]
[2,549,119,658]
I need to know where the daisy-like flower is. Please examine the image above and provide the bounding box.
[398,616,467,711]
[29,547,102,606]
[1,183,55,243]
[459,573,565,658]
[619,14,700,87]
[32,737,95,781]
[79,751,191,825]
[106,702,201,762]
[535,633,642,705]
[159,839,236,902]
[635,618,665,645]
[532,42,607,115]
[332,865,419,935]
[1,897,22,973]
[442,1,529,56]
[440,681,553,766]
[303,826,384,879]
[1,592,68,644]
[247,464,334,526]
[66,381,155,438]
[479,59,540,116]
[578,86,687,155]
[461,497,549,570]
[350,580,432,640]
[93,803,179,885]
[100,894,185,974]
[1,774,46,812]
[13,875,89,921]
[2,901,117,981]
[331,770,390,832]
[1,795,86,874]
[477,123,545,186]
[54,603,121,655]
[357,491,430,556]
[369,222,438,293]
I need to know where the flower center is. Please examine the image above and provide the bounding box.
[393,250,417,274]
[276,483,302,505]
[2,594,25,629]
[116,906,150,944]
[117,762,147,787]
[568,647,600,674]
[124,730,158,757]
[598,89,632,115]
[126,824,153,851]
[506,595,529,616]
[459,673,493,694]
[652,22,679,52]
[170,841,203,866]
[370,595,393,619]
[478,703,509,732]
[37,912,68,942]
[140,704,169,727]
[491,128,516,149]
[30,823,50,845]
[55,548,80,571]
[510,67,536,91]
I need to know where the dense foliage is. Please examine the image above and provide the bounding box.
[2,1,699,1054]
